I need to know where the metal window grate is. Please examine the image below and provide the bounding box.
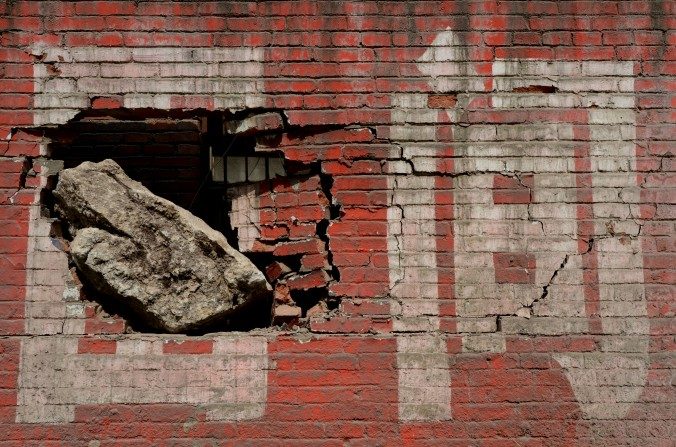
[210,148,286,185]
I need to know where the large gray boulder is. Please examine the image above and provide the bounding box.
[53,159,271,333]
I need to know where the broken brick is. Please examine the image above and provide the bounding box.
[266,261,292,282]
[274,283,292,304]
[306,301,329,318]
[287,270,331,291]
[273,238,324,257]
[272,304,302,326]
[3,11,665,444]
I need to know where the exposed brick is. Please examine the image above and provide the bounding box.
[287,270,331,291]
[0,3,671,445]
[272,304,302,326]
[493,252,537,284]
[273,239,324,257]
[427,93,458,109]
[77,338,117,354]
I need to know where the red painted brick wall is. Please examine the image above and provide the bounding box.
[0,1,674,446]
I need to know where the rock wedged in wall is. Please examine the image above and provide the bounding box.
[53,159,272,333]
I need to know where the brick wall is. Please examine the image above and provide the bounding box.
[0,1,674,445]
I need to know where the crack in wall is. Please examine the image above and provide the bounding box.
[318,172,341,285]
[0,157,32,205]
[388,175,406,298]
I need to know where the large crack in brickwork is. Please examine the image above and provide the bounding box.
[7,116,655,336]
[520,238,596,319]
[317,172,342,290]
[383,123,652,341]
[0,157,31,205]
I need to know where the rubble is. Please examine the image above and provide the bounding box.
[53,159,272,333]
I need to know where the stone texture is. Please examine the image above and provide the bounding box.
[53,159,271,333]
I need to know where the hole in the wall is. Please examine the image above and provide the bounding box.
[289,287,330,318]
[214,152,342,327]
[48,118,207,211]
[34,108,341,334]
[316,218,340,283]
[319,172,342,221]
[278,254,302,273]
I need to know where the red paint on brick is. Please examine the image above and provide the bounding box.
[287,269,330,291]
[493,252,537,284]
[0,3,668,444]
[273,239,323,257]
[78,337,117,354]
[90,96,123,109]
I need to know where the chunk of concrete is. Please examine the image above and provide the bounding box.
[225,112,284,136]
[53,159,271,333]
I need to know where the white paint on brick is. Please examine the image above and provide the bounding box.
[391,108,438,125]
[33,46,265,125]
[555,85,648,420]
[396,29,648,421]
[387,171,440,331]
[397,335,451,421]
[388,125,436,142]
[451,60,647,362]
[554,351,648,420]
[462,334,506,353]
[388,70,451,417]
[452,58,585,335]
[16,335,268,423]
[453,173,582,333]
[19,170,269,423]
[33,94,90,109]
[228,184,261,252]
[24,179,84,335]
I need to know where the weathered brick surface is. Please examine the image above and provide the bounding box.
[0,1,674,445]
